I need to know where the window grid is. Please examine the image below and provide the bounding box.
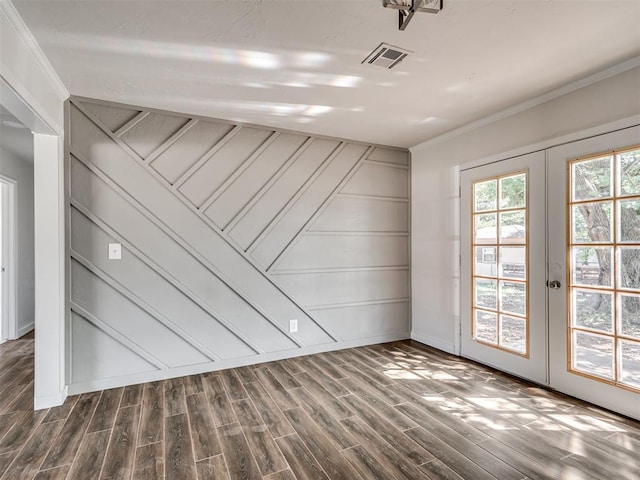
[472,171,529,357]
[568,145,640,392]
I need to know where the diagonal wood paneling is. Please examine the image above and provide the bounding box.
[178,127,273,208]
[149,120,234,184]
[67,97,410,394]
[249,143,370,269]
[119,112,190,159]
[68,151,301,353]
[69,207,256,361]
[226,138,341,249]
[203,133,308,230]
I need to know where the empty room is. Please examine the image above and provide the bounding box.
[0,0,639,479]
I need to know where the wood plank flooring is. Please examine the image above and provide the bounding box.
[1,333,639,479]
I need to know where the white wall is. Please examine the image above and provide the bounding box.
[410,64,640,354]
[0,145,34,337]
[1,1,69,409]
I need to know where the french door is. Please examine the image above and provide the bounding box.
[548,126,640,420]
[461,151,548,385]
[461,126,640,419]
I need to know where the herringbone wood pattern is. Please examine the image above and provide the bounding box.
[1,333,639,479]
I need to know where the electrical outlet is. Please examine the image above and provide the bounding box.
[289,319,298,333]
[108,243,122,260]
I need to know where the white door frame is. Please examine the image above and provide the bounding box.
[460,151,548,386]
[0,175,17,342]
[1,74,67,409]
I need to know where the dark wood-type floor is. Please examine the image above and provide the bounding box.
[1,334,639,480]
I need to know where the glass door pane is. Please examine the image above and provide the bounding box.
[472,172,528,355]
[568,146,640,392]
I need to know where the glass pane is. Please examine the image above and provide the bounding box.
[474,179,497,212]
[571,247,613,287]
[475,310,497,344]
[573,289,613,333]
[474,213,497,244]
[618,199,640,243]
[500,174,526,209]
[619,247,640,291]
[500,281,526,316]
[571,202,612,243]
[574,331,614,380]
[475,247,497,277]
[618,149,640,197]
[499,210,525,244]
[572,156,613,201]
[620,293,640,339]
[620,341,640,389]
[499,246,526,280]
[475,279,497,309]
[500,315,526,353]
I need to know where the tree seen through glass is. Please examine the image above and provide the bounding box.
[569,148,640,389]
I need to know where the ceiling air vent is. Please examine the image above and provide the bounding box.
[362,42,412,69]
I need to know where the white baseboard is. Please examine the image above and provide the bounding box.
[410,331,456,355]
[17,322,34,338]
[68,331,411,395]
[34,386,68,410]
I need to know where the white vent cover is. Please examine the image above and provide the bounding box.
[362,43,412,69]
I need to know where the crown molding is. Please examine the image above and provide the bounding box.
[0,0,68,99]
[411,56,640,152]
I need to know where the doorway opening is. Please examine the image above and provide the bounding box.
[0,177,17,343]
[1,103,35,343]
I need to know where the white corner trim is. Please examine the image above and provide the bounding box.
[411,56,640,152]
[17,322,34,338]
[410,331,456,355]
[34,386,68,410]
[0,1,68,99]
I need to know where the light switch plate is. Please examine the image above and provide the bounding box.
[289,319,298,333]
[108,243,122,260]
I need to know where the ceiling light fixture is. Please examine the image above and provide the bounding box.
[382,0,443,31]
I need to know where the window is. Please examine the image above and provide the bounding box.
[568,146,640,391]
[472,172,529,356]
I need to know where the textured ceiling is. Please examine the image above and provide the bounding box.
[12,0,640,148]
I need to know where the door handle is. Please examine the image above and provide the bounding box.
[547,280,561,289]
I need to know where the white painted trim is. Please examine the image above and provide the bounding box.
[0,76,57,135]
[0,1,68,99]
[33,133,66,409]
[34,385,67,410]
[0,175,17,341]
[67,331,411,395]
[17,322,34,338]
[410,331,456,355]
[1,3,67,411]
[411,57,640,151]
[306,298,410,311]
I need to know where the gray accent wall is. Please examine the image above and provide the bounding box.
[66,97,410,393]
